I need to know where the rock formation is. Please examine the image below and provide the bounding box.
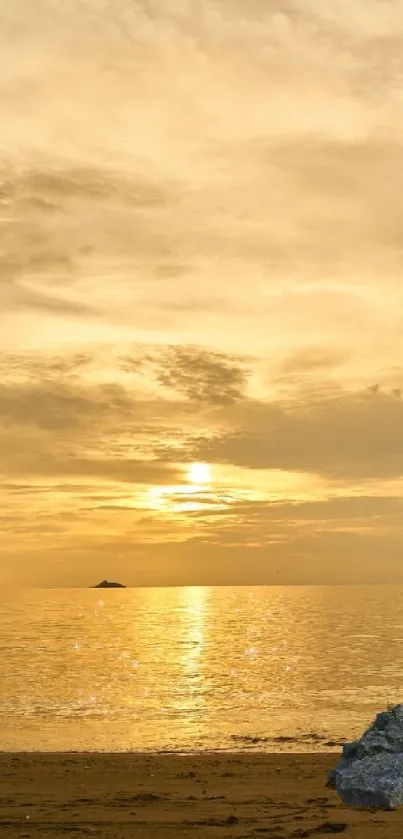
[92,580,126,588]
[328,704,403,809]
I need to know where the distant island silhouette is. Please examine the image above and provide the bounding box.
[92,580,126,588]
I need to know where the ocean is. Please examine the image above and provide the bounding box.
[1,585,402,753]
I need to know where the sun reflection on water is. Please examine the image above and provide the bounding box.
[180,586,206,678]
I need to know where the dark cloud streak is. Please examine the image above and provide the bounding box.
[192,388,403,479]
[156,346,248,405]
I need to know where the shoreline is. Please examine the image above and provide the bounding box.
[1,751,402,838]
[0,729,347,755]
[0,746,343,755]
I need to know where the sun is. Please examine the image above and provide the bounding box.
[187,462,212,485]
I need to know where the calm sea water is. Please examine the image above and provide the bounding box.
[1,585,403,753]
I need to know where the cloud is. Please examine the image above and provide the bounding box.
[155,346,247,404]
[2,358,403,488]
[277,346,351,377]
[212,494,403,524]
[179,494,403,522]
[0,380,136,430]
[0,426,181,484]
[0,162,178,326]
[0,370,192,486]
[0,352,93,380]
[2,2,403,358]
[2,452,179,485]
[0,278,96,317]
[192,386,403,479]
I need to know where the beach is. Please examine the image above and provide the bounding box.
[1,752,402,838]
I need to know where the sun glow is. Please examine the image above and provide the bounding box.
[187,462,212,485]
[147,462,217,515]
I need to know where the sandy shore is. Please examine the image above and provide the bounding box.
[1,752,402,838]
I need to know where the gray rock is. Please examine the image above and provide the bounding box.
[327,704,403,789]
[336,752,403,810]
[328,705,403,808]
[327,742,360,789]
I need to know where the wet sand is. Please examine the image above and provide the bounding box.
[1,752,401,838]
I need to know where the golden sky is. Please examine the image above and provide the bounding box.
[2,0,403,586]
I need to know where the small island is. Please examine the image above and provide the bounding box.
[92,580,126,588]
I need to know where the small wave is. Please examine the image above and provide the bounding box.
[230,733,347,748]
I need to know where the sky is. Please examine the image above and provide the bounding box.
[2,0,403,586]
